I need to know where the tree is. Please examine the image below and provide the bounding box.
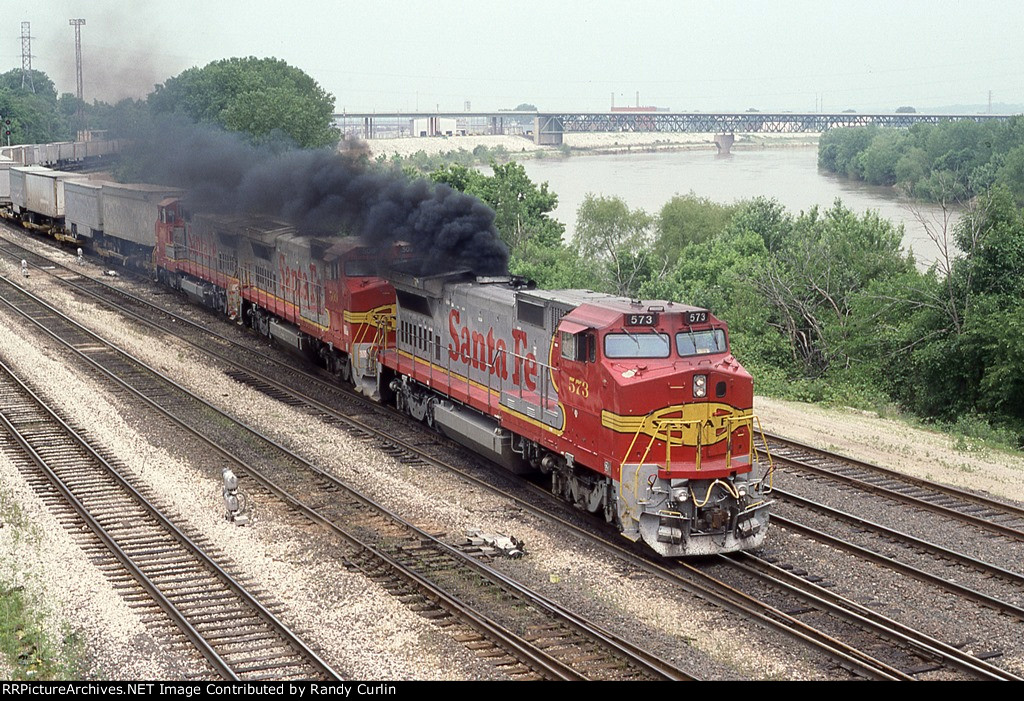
[0,69,70,143]
[574,194,660,296]
[860,129,906,185]
[995,144,1024,203]
[655,193,738,265]
[431,161,564,251]
[0,69,58,103]
[149,57,339,148]
[642,221,788,371]
[748,201,912,375]
[895,106,917,113]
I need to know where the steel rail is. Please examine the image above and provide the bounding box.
[762,435,1024,541]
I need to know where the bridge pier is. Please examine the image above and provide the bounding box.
[534,116,564,145]
[714,133,735,154]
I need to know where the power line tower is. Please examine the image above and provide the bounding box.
[21,21,35,93]
[70,19,86,122]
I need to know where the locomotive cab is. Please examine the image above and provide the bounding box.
[322,239,398,397]
[552,301,773,556]
[155,198,186,274]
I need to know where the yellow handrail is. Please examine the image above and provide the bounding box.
[618,409,774,520]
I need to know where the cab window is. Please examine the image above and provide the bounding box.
[561,332,596,362]
[676,329,727,356]
[344,259,376,277]
[604,332,671,359]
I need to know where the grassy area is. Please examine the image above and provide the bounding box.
[0,484,88,680]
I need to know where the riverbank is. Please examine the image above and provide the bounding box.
[362,131,820,160]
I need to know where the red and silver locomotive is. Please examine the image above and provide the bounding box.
[154,198,395,398]
[379,271,773,556]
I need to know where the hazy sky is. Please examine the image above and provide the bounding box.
[3,1,1022,113]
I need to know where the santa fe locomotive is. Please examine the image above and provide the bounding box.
[2,166,775,556]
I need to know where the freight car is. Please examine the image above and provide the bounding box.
[6,165,82,235]
[0,135,124,169]
[5,166,774,556]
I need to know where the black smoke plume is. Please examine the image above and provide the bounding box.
[123,119,509,276]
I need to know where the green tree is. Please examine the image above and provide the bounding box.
[0,69,58,103]
[860,129,906,185]
[149,57,339,148]
[431,161,564,251]
[428,161,572,286]
[894,146,929,187]
[728,196,792,252]
[995,144,1024,203]
[819,119,1024,205]
[574,194,659,296]
[0,69,70,143]
[510,237,598,290]
[655,193,739,265]
[750,201,913,375]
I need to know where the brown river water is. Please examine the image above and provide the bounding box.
[517,146,958,270]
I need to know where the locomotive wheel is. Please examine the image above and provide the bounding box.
[424,398,440,432]
[338,357,354,387]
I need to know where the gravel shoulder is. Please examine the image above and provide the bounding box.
[754,397,1024,504]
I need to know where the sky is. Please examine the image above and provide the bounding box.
[3,0,1023,114]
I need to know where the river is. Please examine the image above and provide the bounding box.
[516,146,957,269]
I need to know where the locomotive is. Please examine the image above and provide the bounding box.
[3,165,774,556]
[380,270,773,555]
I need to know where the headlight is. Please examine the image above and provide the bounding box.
[693,374,707,398]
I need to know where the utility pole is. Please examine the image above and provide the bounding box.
[21,21,34,93]
[70,19,87,129]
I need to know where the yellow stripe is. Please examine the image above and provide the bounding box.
[396,349,564,437]
[602,403,751,447]
[344,303,396,325]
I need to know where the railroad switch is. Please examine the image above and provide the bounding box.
[21,260,28,277]
[222,467,250,525]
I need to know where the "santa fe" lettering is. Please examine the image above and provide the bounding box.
[448,309,537,391]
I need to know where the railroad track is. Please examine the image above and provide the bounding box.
[761,432,1024,542]
[770,490,1024,619]
[2,232,1022,679]
[0,355,339,681]
[710,553,1019,680]
[0,268,694,682]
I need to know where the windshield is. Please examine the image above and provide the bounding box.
[604,332,671,359]
[676,329,728,356]
[344,259,376,277]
